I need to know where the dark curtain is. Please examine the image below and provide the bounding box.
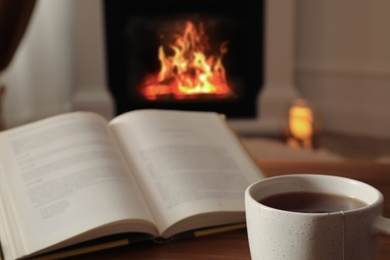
[0,0,37,72]
[0,0,36,130]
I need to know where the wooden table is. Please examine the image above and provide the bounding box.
[69,160,390,260]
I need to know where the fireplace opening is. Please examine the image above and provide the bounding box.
[103,0,265,119]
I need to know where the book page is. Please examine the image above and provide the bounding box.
[109,109,264,237]
[0,112,156,259]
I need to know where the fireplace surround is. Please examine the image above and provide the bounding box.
[103,0,265,119]
[72,1,297,135]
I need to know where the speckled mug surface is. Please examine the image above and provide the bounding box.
[245,174,390,260]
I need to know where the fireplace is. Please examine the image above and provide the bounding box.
[103,0,265,119]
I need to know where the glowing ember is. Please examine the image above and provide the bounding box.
[140,21,233,100]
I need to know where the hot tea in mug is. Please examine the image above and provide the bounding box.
[259,191,367,213]
[245,174,390,260]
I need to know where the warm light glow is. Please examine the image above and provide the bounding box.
[284,98,322,149]
[288,106,314,145]
[140,21,233,100]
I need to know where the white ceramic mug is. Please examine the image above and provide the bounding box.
[245,174,390,260]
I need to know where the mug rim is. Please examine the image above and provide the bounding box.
[246,173,383,216]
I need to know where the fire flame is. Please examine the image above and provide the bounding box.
[140,21,233,100]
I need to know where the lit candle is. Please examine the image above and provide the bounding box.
[286,99,316,149]
[289,106,313,139]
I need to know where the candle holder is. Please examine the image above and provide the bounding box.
[281,98,322,149]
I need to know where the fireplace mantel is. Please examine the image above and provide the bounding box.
[72,0,298,136]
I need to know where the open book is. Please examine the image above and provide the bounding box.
[0,109,264,260]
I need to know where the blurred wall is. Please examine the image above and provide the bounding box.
[296,0,390,138]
